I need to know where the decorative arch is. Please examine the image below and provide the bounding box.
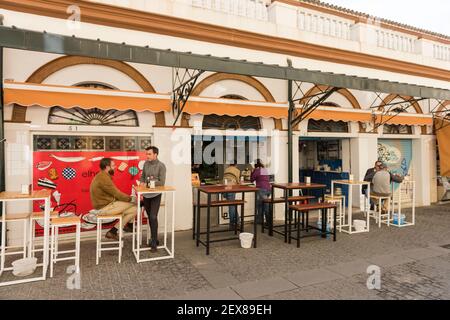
[11,56,164,125]
[379,94,423,114]
[436,100,450,114]
[191,72,276,129]
[301,85,361,109]
[379,94,425,134]
[192,73,276,102]
[26,56,155,92]
[298,85,361,132]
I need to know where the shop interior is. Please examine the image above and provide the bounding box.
[299,137,351,204]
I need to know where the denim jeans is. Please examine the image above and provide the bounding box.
[256,189,271,224]
[223,193,238,225]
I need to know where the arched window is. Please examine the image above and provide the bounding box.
[383,108,413,134]
[47,82,139,127]
[307,120,349,132]
[202,115,261,130]
[307,103,349,133]
[202,94,261,130]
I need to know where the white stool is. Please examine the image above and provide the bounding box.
[2,213,30,265]
[96,214,123,265]
[369,195,391,228]
[325,195,345,232]
[28,211,59,258]
[50,216,81,278]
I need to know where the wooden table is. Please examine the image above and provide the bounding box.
[133,186,176,263]
[195,184,259,255]
[0,190,51,287]
[270,183,327,242]
[331,180,370,234]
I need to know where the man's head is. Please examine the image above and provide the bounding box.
[146,146,159,161]
[375,160,383,170]
[378,162,388,171]
[100,158,116,176]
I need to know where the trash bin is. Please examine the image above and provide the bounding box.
[12,257,37,277]
[239,233,254,248]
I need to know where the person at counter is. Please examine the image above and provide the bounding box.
[250,159,270,225]
[90,158,137,241]
[371,162,404,212]
[223,162,241,230]
[140,146,167,252]
[363,160,383,195]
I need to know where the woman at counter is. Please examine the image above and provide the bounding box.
[251,159,271,225]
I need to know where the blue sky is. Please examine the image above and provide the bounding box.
[324,0,449,35]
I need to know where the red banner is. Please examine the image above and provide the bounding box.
[33,151,146,235]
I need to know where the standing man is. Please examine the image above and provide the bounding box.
[223,161,241,230]
[140,146,167,252]
[90,158,136,241]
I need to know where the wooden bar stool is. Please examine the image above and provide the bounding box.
[96,214,123,265]
[369,194,391,228]
[28,211,59,258]
[50,216,81,278]
[263,195,315,236]
[3,213,30,262]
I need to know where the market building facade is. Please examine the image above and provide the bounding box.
[0,0,449,245]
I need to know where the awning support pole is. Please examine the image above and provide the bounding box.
[287,61,294,184]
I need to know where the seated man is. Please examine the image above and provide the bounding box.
[371,163,403,212]
[90,158,137,240]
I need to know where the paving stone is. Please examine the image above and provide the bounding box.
[367,253,415,268]
[171,287,242,300]
[400,247,447,260]
[325,259,372,277]
[231,277,298,299]
[284,268,344,287]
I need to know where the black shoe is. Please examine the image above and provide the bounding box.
[123,223,133,233]
[148,239,160,251]
[106,230,119,241]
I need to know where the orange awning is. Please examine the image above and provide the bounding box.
[3,84,171,113]
[435,118,450,176]
[3,82,288,119]
[376,114,433,126]
[2,82,434,125]
[304,109,372,122]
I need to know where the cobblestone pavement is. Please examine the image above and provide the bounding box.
[0,204,449,300]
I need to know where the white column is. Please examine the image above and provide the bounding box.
[412,136,435,206]
[350,136,378,208]
[153,127,193,231]
[267,1,298,28]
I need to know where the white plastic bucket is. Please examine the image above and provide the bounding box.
[12,257,37,277]
[239,232,254,249]
[353,219,366,232]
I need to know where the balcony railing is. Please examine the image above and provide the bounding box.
[191,0,268,21]
[297,11,353,40]
[433,44,450,61]
[375,30,416,53]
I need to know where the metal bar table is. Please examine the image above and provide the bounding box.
[331,180,370,234]
[133,186,176,263]
[0,190,51,287]
[195,184,259,255]
[270,183,327,242]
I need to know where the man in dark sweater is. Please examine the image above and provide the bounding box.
[139,146,167,252]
